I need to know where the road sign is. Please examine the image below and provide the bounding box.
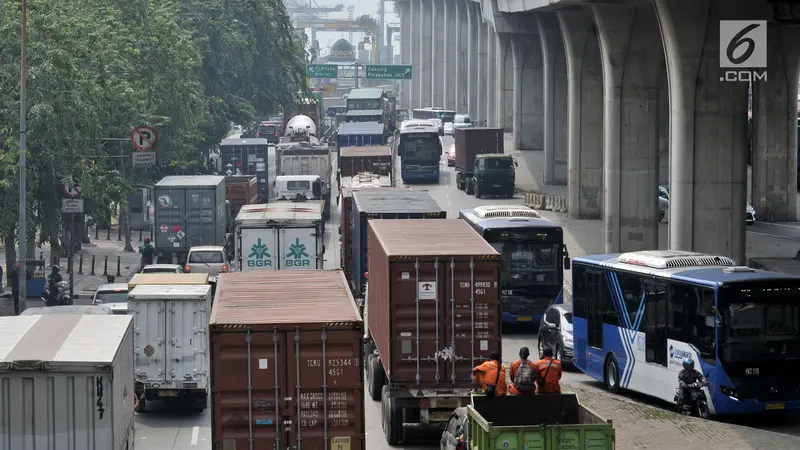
[61,198,84,214]
[133,151,156,167]
[327,107,338,117]
[365,65,412,80]
[308,64,338,78]
[160,224,168,233]
[131,126,158,151]
[418,281,436,300]
[60,181,82,198]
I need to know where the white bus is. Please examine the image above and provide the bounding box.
[412,107,456,123]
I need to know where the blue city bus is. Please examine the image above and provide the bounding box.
[571,250,800,415]
[396,121,441,183]
[459,205,570,324]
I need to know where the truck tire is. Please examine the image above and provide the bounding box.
[134,396,146,413]
[381,385,402,445]
[465,179,474,195]
[474,183,482,199]
[368,356,385,401]
[456,173,464,190]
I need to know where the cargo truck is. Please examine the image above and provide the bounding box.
[337,122,385,162]
[454,128,516,198]
[350,189,446,296]
[209,270,365,450]
[129,284,213,413]
[447,394,615,450]
[154,175,229,264]
[339,145,392,178]
[234,201,325,270]
[275,142,332,219]
[225,175,258,217]
[0,314,136,450]
[219,138,269,197]
[363,219,502,445]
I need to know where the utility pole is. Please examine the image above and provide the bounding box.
[18,0,28,311]
[354,62,360,89]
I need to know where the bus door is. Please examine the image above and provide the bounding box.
[583,269,604,380]
[643,280,672,399]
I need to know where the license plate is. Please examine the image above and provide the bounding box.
[158,391,178,397]
[766,403,785,411]
[430,411,453,422]
[493,184,501,188]
[517,316,533,322]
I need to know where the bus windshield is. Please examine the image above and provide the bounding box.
[484,228,562,286]
[400,133,441,161]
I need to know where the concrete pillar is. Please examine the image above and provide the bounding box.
[455,0,467,112]
[654,0,750,263]
[443,0,457,110]
[537,12,568,185]
[409,0,420,110]
[752,26,800,222]
[466,2,479,118]
[398,1,411,108]
[510,32,544,151]
[431,0,445,107]
[419,0,433,107]
[559,9,603,219]
[478,20,488,124]
[496,33,513,131]
[593,5,665,253]
[487,26,497,126]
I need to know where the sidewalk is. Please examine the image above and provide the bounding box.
[0,226,147,316]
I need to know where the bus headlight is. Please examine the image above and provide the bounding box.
[720,385,739,400]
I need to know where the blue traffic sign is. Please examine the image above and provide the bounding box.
[327,107,338,117]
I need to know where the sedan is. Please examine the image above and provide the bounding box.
[447,145,456,167]
[443,122,454,136]
[537,305,574,366]
[746,203,756,225]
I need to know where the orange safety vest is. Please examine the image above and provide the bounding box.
[472,360,507,396]
[534,357,562,394]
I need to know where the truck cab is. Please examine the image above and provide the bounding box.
[465,154,517,199]
[274,174,324,202]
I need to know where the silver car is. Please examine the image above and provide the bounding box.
[185,246,230,276]
[92,283,129,305]
[452,114,473,132]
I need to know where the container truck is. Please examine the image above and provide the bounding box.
[283,97,322,134]
[275,142,332,219]
[129,284,213,413]
[218,138,269,197]
[209,270,365,450]
[339,145,392,178]
[350,189,446,296]
[461,394,615,450]
[0,314,136,450]
[454,128,516,198]
[283,114,321,144]
[234,201,325,270]
[225,175,258,217]
[154,175,229,264]
[337,122,385,153]
[363,219,502,445]
[127,272,212,291]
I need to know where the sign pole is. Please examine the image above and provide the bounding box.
[67,215,73,299]
[18,0,28,312]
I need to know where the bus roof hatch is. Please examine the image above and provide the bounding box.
[617,250,736,269]
[473,205,542,219]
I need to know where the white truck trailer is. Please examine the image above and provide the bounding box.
[234,200,325,270]
[0,314,136,450]
[128,283,212,413]
[275,142,332,219]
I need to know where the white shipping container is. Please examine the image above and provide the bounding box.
[127,284,211,412]
[0,314,135,450]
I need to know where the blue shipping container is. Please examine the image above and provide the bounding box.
[350,189,446,295]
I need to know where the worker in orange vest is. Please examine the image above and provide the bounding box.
[535,347,563,394]
[472,351,507,396]
[508,347,537,395]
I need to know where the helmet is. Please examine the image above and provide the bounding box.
[51,265,60,272]
[143,237,151,243]
[682,357,694,370]
[519,347,530,359]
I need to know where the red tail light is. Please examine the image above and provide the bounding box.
[456,440,467,450]
[184,265,191,272]
[256,131,260,137]
[221,265,229,272]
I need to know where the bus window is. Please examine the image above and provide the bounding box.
[671,283,717,365]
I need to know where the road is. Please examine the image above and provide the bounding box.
[133,136,800,449]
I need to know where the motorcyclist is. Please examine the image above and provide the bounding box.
[677,357,708,410]
[47,265,63,305]
[139,237,156,267]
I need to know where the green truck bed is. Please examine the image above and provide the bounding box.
[467,393,615,450]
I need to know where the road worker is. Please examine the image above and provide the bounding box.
[508,347,537,395]
[535,347,562,394]
[472,351,507,396]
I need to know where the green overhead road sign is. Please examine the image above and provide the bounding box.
[308,64,338,78]
[365,65,412,80]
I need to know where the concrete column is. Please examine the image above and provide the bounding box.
[487,26,497,126]
[454,0,465,112]
[593,5,665,253]
[431,0,445,107]
[559,9,603,219]
[443,0,457,110]
[510,33,544,151]
[537,12,568,185]
[752,26,800,222]
[654,0,750,263]
[478,20,488,124]
[419,0,433,107]
[466,2,479,118]
[409,0,420,110]
[496,33,513,131]
[398,1,411,108]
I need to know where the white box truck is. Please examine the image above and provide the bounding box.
[234,200,325,270]
[128,283,212,413]
[0,314,135,450]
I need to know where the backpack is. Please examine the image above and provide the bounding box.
[514,361,535,393]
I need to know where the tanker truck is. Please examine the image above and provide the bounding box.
[283,114,321,144]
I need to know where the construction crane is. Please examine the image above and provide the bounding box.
[284,0,344,19]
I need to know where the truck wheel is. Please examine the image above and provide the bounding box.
[456,173,464,190]
[369,356,385,401]
[134,396,146,413]
[474,183,482,199]
[465,179,474,195]
[604,355,621,394]
[382,385,402,445]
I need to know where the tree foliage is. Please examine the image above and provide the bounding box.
[0,0,308,252]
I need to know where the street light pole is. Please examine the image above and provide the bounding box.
[18,0,28,311]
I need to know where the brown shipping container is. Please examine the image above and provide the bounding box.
[340,188,355,281]
[454,127,504,171]
[367,219,502,389]
[339,146,392,176]
[209,270,364,450]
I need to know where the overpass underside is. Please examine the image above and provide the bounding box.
[396,0,800,263]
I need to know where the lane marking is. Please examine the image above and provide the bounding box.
[191,426,199,446]
[746,230,800,241]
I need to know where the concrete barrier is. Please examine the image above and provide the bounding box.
[525,192,568,213]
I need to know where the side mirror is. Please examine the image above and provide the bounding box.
[548,323,559,331]
[514,161,519,168]
[564,257,571,270]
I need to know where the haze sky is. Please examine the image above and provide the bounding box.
[296,0,399,57]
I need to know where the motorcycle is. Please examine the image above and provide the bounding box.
[674,381,711,419]
[41,280,73,307]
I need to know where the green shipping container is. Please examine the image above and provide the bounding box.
[467,393,615,450]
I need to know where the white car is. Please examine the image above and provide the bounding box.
[452,114,473,132]
[140,264,184,274]
[443,122,454,136]
[185,246,230,276]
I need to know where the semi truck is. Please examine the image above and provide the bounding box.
[339,145,392,178]
[154,175,230,264]
[218,138,269,197]
[209,270,365,450]
[225,175,258,217]
[234,201,325,270]
[363,219,503,445]
[283,97,323,135]
[454,127,516,198]
[274,142,332,219]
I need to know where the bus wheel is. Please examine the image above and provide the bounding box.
[604,356,621,394]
